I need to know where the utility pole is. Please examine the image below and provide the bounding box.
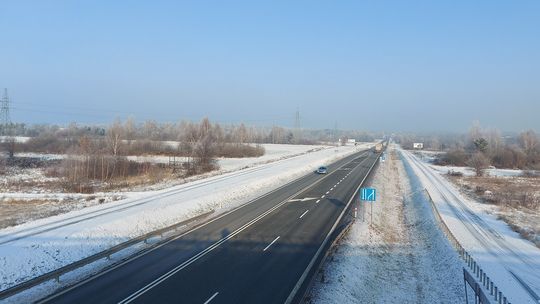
[1,88,11,135]
[273,123,277,144]
[334,121,338,146]
[294,108,301,144]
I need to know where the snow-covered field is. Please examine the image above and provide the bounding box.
[401,148,540,304]
[126,143,328,171]
[0,136,30,143]
[431,164,527,177]
[313,145,464,303]
[413,150,533,177]
[0,143,373,297]
[0,144,356,227]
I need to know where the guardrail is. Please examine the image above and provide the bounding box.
[0,210,214,301]
[424,190,510,304]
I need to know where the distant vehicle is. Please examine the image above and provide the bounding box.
[316,166,328,174]
[374,143,383,153]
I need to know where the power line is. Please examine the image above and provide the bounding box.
[10,103,295,127]
[294,107,301,143]
[1,88,11,134]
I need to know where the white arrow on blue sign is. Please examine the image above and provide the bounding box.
[360,188,376,201]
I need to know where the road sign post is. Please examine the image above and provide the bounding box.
[360,188,376,226]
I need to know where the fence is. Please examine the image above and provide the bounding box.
[425,190,510,304]
[0,210,214,301]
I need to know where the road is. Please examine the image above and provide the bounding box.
[40,149,380,304]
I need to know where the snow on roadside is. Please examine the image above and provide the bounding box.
[0,144,364,226]
[0,143,373,293]
[217,144,328,172]
[412,149,533,177]
[124,144,329,168]
[0,136,30,143]
[312,145,464,304]
[429,164,526,178]
[400,147,540,304]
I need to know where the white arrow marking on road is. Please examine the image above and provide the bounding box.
[288,197,317,202]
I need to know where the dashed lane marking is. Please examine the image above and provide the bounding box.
[204,292,219,304]
[263,236,280,252]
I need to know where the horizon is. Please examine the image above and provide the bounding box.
[1,1,539,133]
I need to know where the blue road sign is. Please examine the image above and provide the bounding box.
[360,188,376,201]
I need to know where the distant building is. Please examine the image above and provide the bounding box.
[413,143,424,149]
[347,139,356,144]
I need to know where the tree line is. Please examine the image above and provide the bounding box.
[397,122,540,176]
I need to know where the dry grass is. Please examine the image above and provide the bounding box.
[0,196,123,229]
[449,175,540,247]
[0,199,61,228]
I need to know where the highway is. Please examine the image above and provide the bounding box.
[39,149,380,304]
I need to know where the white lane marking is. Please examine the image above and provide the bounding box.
[118,197,292,304]
[315,200,320,204]
[204,292,219,304]
[44,150,371,304]
[299,210,309,219]
[326,191,330,194]
[321,195,325,198]
[285,152,375,304]
[263,236,280,251]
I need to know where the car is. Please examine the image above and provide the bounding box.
[316,166,328,174]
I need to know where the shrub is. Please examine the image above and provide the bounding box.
[216,144,265,158]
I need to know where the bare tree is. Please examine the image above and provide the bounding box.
[485,128,502,158]
[107,119,124,157]
[199,117,212,140]
[520,130,538,156]
[124,116,136,142]
[143,120,158,139]
[193,118,216,171]
[236,123,248,144]
[467,152,490,176]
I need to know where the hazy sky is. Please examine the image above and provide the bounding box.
[1,1,539,132]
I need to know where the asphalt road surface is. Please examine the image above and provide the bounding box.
[40,149,380,304]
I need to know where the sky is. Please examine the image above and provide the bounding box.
[1,1,539,132]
